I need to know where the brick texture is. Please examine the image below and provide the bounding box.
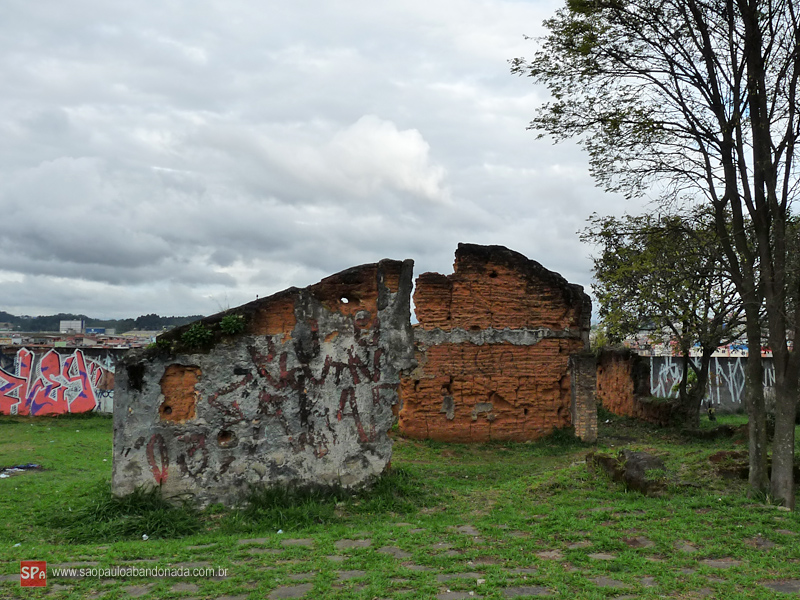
[399,244,593,442]
[159,364,201,423]
[596,350,670,425]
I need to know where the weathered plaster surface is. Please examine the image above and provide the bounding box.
[112,259,414,506]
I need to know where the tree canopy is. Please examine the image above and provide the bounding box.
[582,210,746,426]
[513,0,800,505]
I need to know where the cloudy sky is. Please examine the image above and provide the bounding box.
[0,0,641,319]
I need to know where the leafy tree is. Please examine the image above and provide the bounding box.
[582,210,746,427]
[512,0,800,505]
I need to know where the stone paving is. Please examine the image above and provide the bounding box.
[1,520,794,598]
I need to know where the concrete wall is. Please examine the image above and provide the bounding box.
[398,244,593,442]
[649,355,774,412]
[0,347,119,415]
[112,259,415,507]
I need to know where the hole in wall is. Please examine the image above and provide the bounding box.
[489,270,498,278]
[127,363,145,391]
[524,408,528,415]
[217,430,238,448]
[162,405,173,415]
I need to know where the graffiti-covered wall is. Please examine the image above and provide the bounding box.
[649,356,774,412]
[0,347,121,415]
[112,259,415,507]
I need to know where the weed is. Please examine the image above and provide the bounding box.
[540,425,588,447]
[228,483,349,531]
[222,468,428,532]
[145,338,172,353]
[644,468,668,481]
[180,322,214,349]
[219,313,245,335]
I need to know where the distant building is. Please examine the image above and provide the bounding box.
[86,327,106,335]
[59,320,84,334]
[0,322,13,331]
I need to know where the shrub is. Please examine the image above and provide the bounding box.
[181,323,214,349]
[220,314,245,335]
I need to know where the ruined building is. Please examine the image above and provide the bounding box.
[112,244,596,506]
[398,244,595,442]
[596,349,674,425]
[112,260,414,506]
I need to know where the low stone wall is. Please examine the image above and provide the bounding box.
[112,259,415,507]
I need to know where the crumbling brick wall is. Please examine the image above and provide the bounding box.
[596,349,671,424]
[570,353,598,443]
[112,259,414,507]
[398,244,593,442]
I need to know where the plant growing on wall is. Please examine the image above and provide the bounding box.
[219,314,245,335]
[181,323,214,349]
[145,338,173,355]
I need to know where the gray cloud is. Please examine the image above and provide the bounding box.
[0,0,636,319]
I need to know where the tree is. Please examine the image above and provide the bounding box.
[582,210,746,427]
[512,0,800,506]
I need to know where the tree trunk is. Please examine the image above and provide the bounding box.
[683,350,714,430]
[678,350,691,423]
[770,349,798,508]
[745,324,769,495]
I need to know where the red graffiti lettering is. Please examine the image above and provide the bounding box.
[146,434,169,485]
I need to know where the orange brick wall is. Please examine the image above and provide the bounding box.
[596,353,638,417]
[596,350,668,425]
[399,244,592,442]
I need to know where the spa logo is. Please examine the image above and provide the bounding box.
[20,561,47,587]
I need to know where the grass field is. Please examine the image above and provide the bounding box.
[1,411,799,599]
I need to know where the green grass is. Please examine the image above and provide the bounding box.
[1,412,799,599]
[48,483,203,543]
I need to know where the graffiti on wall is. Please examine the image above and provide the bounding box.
[0,348,116,416]
[650,356,774,410]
